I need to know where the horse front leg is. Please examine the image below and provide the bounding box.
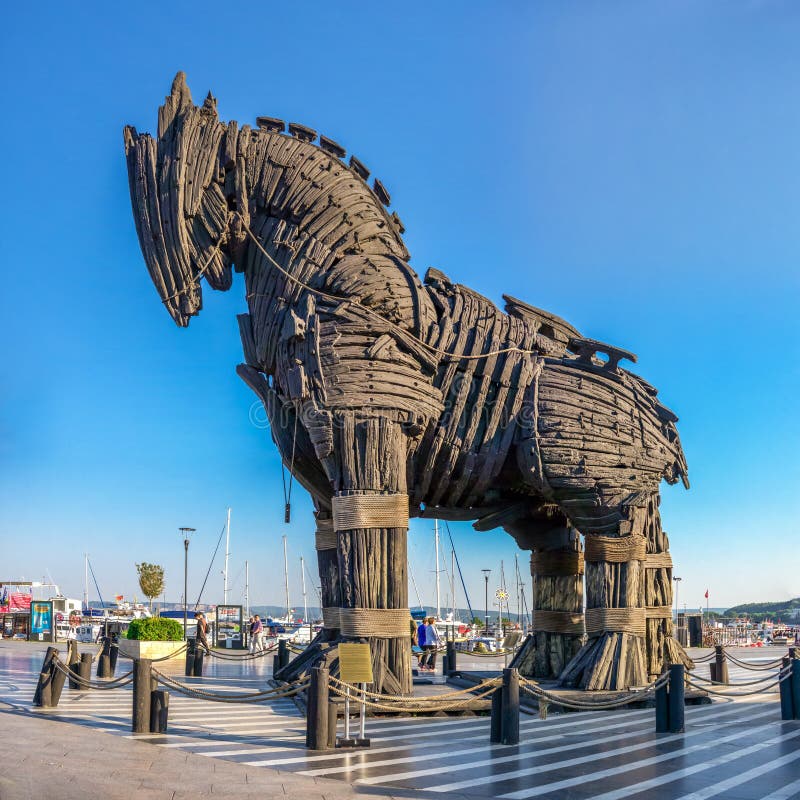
[331,411,412,695]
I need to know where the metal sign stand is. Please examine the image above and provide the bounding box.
[335,644,371,749]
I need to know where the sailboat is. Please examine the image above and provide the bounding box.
[416,520,474,641]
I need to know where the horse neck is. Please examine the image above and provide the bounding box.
[239,129,407,270]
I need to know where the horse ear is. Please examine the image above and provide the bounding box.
[158,71,194,138]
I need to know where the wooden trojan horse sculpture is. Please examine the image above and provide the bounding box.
[125,73,691,694]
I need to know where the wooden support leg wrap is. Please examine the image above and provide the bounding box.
[332,492,409,532]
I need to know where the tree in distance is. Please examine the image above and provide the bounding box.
[136,562,165,613]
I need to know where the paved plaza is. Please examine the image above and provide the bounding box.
[1,641,799,799]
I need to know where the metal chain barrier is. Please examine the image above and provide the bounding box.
[151,669,309,703]
[327,675,501,713]
[52,657,135,689]
[519,673,669,711]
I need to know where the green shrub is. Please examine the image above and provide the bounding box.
[126,617,184,641]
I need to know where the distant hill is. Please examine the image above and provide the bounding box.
[725,598,800,621]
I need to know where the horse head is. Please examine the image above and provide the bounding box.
[124,72,236,326]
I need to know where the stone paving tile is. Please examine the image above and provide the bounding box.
[0,707,420,800]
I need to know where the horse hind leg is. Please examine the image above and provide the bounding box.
[559,493,691,690]
[641,496,693,677]
[504,513,584,680]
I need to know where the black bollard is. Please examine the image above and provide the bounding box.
[714,645,729,685]
[709,663,717,683]
[668,664,685,733]
[193,648,205,677]
[490,683,503,743]
[109,635,119,676]
[50,660,66,706]
[97,637,112,679]
[68,645,81,690]
[792,658,800,722]
[132,659,153,734]
[278,639,289,670]
[655,671,670,733]
[501,668,520,745]
[780,656,794,721]
[273,653,281,675]
[185,637,196,677]
[150,690,169,733]
[446,641,457,676]
[78,653,93,689]
[327,700,339,749]
[33,647,59,707]
[789,646,797,660]
[306,666,330,750]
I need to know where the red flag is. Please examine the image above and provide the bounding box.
[704,590,709,599]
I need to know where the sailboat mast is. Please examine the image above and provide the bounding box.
[300,555,308,623]
[434,519,441,620]
[282,535,290,620]
[245,560,249,617]
[83,553,89,611]
[223,507,231,605]
[451,547,456,622]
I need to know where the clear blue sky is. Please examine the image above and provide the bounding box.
[1,2,798,614]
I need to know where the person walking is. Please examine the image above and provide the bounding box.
[422,617,441,671]
[252,614,265,652]
[194,612,210,653]
[248,616,256,653]
[416,618,427,669]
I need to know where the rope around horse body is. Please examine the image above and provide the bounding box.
[241,221,545,364]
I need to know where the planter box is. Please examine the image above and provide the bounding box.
[117,639,185,662]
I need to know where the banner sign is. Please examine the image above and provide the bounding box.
[30,600,54,641]
[216,604,244,648]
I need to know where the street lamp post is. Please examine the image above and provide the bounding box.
[481,569,491,635]
[179,527,196,640]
